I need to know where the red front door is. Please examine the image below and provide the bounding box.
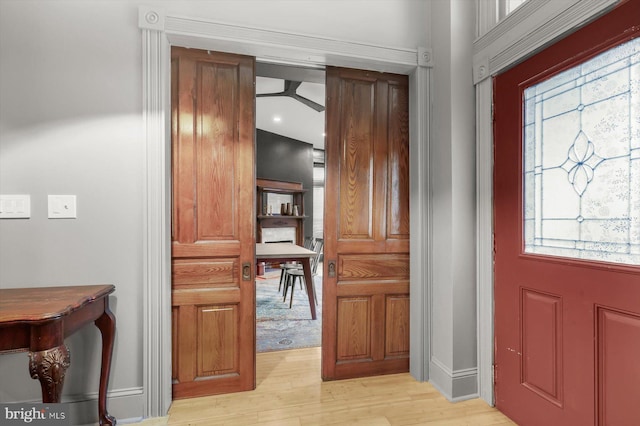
[494,2,640,425]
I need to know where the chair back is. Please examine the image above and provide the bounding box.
[310,238,323,275]
[303,236,315,249]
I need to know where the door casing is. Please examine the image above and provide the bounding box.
[139,6,432,416]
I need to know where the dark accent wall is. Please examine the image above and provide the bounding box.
[256,129,313,238]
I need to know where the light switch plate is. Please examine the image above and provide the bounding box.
[0,195,31,218]
[48,195,77,219]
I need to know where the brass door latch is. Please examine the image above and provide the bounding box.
[242,262,251,281]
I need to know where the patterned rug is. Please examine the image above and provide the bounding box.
[256,270,322,352]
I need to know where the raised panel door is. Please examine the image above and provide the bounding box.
[171,47,255,399]
[323,67,410,380]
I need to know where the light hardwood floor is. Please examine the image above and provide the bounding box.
[156,347,516,426]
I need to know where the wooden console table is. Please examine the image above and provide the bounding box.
[0,285,116,425]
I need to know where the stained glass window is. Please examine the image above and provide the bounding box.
[523,38,640,265]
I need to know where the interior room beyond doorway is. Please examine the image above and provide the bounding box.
[255,62,326,354]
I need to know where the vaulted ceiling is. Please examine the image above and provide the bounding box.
[256,63,326,150]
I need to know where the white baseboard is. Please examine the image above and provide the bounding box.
[14,387,145,426]
[429,357,479,402]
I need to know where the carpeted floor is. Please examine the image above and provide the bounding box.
[256,269,322,352]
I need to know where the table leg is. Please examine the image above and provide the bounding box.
[302,258,317,320]
[95,305,117,426]
[28,344,70,403]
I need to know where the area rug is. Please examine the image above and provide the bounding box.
[256,270,322,352]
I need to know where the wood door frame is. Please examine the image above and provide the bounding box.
[139,6,432,417]
[473,0,624,406]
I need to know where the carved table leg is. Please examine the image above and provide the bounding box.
[95,305,117,426]
[29,345,70,403]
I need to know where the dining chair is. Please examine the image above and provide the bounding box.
[282,238,323,308]
[278,236,315,293]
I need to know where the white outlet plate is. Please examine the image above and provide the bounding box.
[48,195,77,219]
[0,195,31,218]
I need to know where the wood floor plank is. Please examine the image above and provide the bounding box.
[162,347,515,426]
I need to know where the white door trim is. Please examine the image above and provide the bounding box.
[138,7,433,417]
[473,0,621,405]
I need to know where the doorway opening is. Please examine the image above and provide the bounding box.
[255,62,326,354]
[168,45,413,400]
[148,13,428,410]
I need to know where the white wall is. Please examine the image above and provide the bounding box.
[0,0,434,423]
[429,0,478,400]
[161,0,431,49]
[0,1,144,423]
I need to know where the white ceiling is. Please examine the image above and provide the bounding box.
[256,65,326,150]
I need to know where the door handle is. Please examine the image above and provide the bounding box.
[242,262,251,281]
[327,260,336,278]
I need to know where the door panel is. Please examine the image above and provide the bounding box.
[493,2,640,425]
[385,295,410,357]
[520,289,563,406]
[323,67,410,380]
[171,47,255,399]
[336,297,371,360]
[596,307,640,424]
